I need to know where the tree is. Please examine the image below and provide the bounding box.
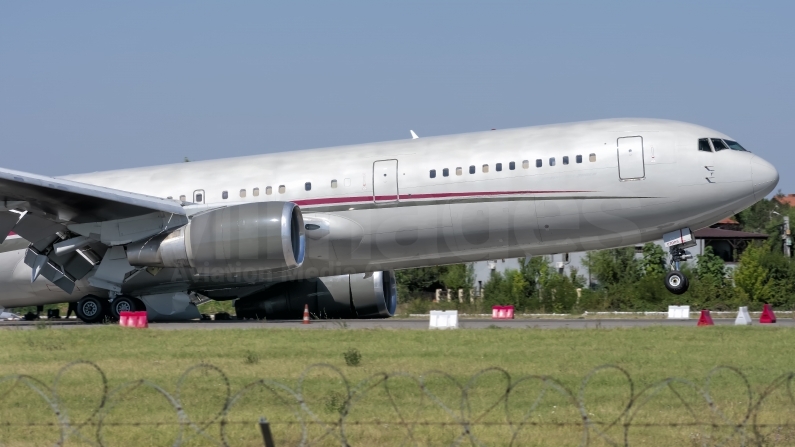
[733,243,774,304]
[736,199,777,233]
[640,243,667,276]
[584,247,640,287]
[694,246,725,281]
[441,264,475,292]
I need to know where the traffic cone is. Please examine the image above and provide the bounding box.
[697,309,714,326]
[760,304,776,324]
[302,304,310,324]
[734,306,752,325]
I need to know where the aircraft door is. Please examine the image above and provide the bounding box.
[617,136,645,180]
[373,160,399,203]
[193,189,205,204]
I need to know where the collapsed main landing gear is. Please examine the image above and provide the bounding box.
[663,228,695,295]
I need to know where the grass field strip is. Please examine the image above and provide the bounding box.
[408,311,795,318]
[2,360,795,446]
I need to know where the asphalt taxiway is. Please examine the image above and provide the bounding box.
[2,318,794,330]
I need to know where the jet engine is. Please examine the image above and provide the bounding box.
[234,271,398,319]
[126,202,305,275]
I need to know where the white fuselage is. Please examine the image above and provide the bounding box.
[0,118,778,307]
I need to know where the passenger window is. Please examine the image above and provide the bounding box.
[266,186,272,195]
[430,169,436,178]
[240,189,246,198]
[536,159,542,168]
[562,156,569,165]
[496,163,502,172]
[456,167,462,176]
[222,191,228,199]
[305,182,311,191]
[589,153,596,162]
[195,193,203,202]
[443,168,449,177]
[698,138,712,152]
[253,187,260,196]
[278,185,285,194]
[549,157,556,166]
[576,155,582,163]
[509,161,515,170]
[522,160,529,169]
[482,164,489,173]
[469,165,476,174]
[712,138,729,151]
[179,195,186,202]
[331,180,338,188]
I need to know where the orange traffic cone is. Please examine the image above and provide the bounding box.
[760,304,777,324]
[302,304,310,324]
[697,309,714,326]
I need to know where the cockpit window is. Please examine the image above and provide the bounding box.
[711,138,729,151]
[724,140,748,151]
[698,138,712,152]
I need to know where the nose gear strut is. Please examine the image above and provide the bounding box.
[663,228,696,295]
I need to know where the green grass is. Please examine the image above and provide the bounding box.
[1,326,794,446]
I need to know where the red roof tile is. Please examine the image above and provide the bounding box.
[774,194,795,207]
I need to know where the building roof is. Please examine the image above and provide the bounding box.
[717,217,739,225]
[693,228,769,240]
[774,194,795,207]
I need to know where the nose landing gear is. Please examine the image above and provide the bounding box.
[663,228,695,295]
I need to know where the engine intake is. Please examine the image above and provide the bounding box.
[127,202,305,274]
[234,271,398,319]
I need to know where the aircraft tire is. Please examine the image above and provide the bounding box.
[76,295,108,324]
[109,296,139,320]
[664,271,688,295]
[132,297,146,311]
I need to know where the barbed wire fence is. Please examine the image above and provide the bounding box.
[1,361,795,446]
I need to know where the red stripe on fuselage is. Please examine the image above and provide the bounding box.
[292,190,593,207]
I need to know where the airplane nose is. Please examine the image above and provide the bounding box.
[751,155,779,200]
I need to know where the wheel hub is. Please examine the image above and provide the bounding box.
[82,302,98,317]
[116,301,132,313]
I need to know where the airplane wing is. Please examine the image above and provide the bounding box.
[0,167,184,223]
[0,167,188,294]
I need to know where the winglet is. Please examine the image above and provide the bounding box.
[410,130,419,140]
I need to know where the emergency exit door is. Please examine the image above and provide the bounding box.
[373,159,399,203]
[617,136,645,180]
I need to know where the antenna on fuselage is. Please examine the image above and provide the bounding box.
[410,130,419,139]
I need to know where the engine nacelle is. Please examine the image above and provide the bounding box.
[127,202,305,275]
[234,271,398,319]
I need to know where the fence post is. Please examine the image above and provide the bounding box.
[458,289,464,303]
[435,289,441,303]
[446,289,451,302]
[259,417,276,447]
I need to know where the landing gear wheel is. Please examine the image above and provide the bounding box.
[76,295,108,323]
[110,296,139,320]
[665,271,689,295]
[132,297,146,312]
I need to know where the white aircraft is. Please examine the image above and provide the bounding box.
[0,118,778,323]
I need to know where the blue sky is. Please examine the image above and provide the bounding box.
[1,1,793,193]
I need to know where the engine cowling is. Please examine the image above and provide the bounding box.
[126,202,305,275]
[234,271,398,319]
